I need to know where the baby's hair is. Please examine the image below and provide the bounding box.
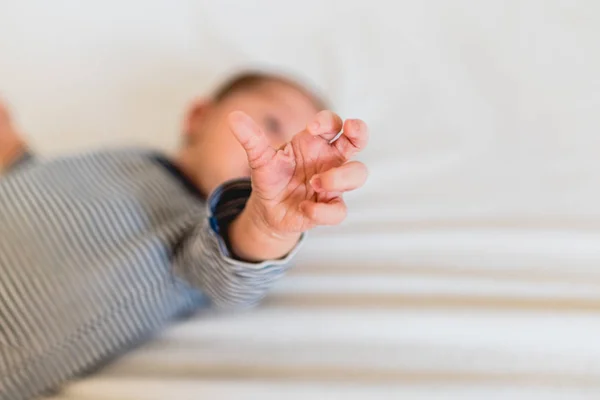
[211,71,328,111]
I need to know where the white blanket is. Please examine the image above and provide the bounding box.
[1,0,600,398]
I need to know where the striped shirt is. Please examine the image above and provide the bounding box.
[0,149,299,399]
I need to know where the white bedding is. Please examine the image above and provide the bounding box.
[1,0,600,398]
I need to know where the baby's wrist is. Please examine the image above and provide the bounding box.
[228,198,300,262]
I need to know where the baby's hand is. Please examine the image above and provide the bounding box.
[0,101,27,171]
[228,110,368,250]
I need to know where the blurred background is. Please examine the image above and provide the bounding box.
[2,1,600,399]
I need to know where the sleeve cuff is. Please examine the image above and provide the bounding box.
[207,178,304,268]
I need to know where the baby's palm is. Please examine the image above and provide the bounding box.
[228,111,368,235]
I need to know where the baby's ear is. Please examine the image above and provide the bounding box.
[182,98,211,139]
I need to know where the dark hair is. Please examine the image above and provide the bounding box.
[211,71,328,111]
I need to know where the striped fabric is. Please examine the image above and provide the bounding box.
[0,149,299,399]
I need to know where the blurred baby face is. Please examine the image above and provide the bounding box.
[182,81,319,195]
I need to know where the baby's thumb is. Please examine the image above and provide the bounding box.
[227,111,275,169]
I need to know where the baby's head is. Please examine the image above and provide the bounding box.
[176,71,326,196]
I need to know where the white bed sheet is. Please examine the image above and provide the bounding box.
[1,0,600,398]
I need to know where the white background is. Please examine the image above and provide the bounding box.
[1,0,599,226]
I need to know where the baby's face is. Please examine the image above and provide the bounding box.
[180,81,320,195]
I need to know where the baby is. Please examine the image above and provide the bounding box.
[0,72,369,399]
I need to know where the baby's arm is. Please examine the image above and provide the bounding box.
[175,110,369,309]
[0,102,32,174]
[173,179,299,309]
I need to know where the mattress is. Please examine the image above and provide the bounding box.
[1,0,599,398]
[43,229,600,399]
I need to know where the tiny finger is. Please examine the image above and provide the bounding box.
[311,161,368,193]
[228,111,276,169]
[307,110,343,141]
[334,118,370,160]
[300,197,347,226]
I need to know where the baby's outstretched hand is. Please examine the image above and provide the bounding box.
[228,110,369,244]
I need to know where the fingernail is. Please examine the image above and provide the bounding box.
[310,121,320,132]
[310,176,322,190]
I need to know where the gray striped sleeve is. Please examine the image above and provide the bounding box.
[0,153,304,399]
[173,179,304,309]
